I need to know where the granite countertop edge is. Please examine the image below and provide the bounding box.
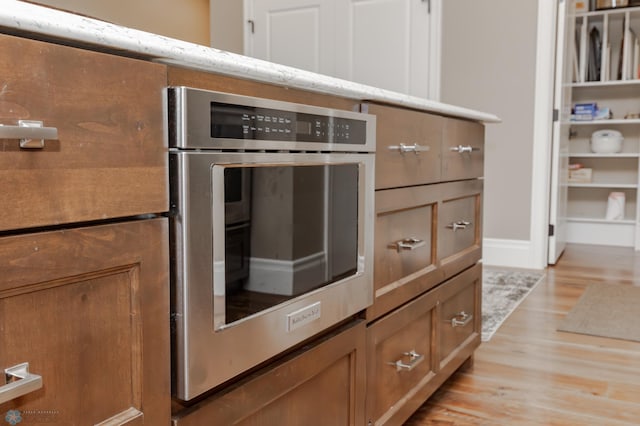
[1,1,501,124]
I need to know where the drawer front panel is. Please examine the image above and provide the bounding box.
[438,181,483,277]
[442,118,484,181]
[0,34,167,231]
[172,321,366,425]
[437,264,482,368]
[370,185,442,320]
[367,104,443,190]
[366,291,438,424]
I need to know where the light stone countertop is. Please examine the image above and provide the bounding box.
[0,1,500,123]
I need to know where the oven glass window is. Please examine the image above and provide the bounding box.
[222,163,359,326]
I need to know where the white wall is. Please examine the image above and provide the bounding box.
[35,0,210,45]
[441,0,543,268]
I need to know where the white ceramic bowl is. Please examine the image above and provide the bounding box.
[591,129,623,153]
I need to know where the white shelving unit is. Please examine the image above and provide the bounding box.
[565,6,640,249]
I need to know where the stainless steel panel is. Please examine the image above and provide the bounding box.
[171,151,375,400]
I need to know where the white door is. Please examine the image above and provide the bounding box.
[245,0,439,100]
[333,0,432,98]
[548,0,574,264]
[245,0,336,75]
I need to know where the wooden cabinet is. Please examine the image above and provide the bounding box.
[0,219,170,424]
[0,34,170,424]
[366,264,481,425]
[366,102,484,425]
[368,103,443,190]
[370,180,482,321]
[171,320,366,425]
[0,33,167,232]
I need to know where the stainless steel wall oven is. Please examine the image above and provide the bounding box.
[168,87,376,400]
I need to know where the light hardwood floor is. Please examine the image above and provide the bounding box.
[405,243,640,425]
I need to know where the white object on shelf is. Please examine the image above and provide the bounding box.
[590,129,624,153]
[605,191,626,220]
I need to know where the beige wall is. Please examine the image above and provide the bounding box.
[210,0,243,53]
[441,0,538,241]
[35,0,210,45]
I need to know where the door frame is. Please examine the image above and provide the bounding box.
[530,0,561,269]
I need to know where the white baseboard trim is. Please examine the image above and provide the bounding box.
[482,238,541,270]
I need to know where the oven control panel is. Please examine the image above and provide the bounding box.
[169,86,376,152]
[211,102,367,144]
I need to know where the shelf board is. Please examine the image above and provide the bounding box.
[567,183,638,188]
[571,79,640,89]
[567,217,636,225]
[576,5,640,18]
[569,153,640,158]
[567,119,640,125]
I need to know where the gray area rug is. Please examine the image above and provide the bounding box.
[482,269,545,341]
[558,284,640,342]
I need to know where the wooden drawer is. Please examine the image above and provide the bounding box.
[172,320,366,425]
[441,118,484,181]
[0,34,167,231]
[436,263,482,370]
[438,180,483,279]
[0,219,170,424]
[366,103,443,190]
[366,288,438,425]
[370,185,442,320]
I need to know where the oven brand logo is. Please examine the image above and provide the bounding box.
[4,410,22,425]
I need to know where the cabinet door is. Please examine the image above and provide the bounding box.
[0,219,170,424]
[0,33,167,232]
[370,184,442,321]
[366,288,438,425]
[438,180,483,279]
[368,103,443,190]
[335,0,433,98]
[441,118,485,182]
[436,263,481,372]
[245,0,438,99]
[246,0,336,75]
[172,321,366,425]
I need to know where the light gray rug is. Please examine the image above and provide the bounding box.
[482,269,545,341]
[558,284,640,342]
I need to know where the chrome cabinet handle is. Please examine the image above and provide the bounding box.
[389,350,424,372]
[388,237,426,252]
[450,145,479,154]
[446,220,471,232]
[0,120,59,149]
[0,362,43,404]
[451,311,473,327]
[388,143,430,154]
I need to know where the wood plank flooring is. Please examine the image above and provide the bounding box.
[405,244,640,425]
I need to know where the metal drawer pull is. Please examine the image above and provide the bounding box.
[450,145,479,154]
[446,220,471,232]
[388,237,426,252]
[0,120,59,149]
[389,350,424,372]
[0,362,43,404]
[388,143,430,154]
[451,311,473,327]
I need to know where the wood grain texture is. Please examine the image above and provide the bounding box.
[366,103,443,190]
[0,219,170,424]
[172,320,366,426]
[167,66,360,112]
[0,33,168,231]
[405,244,640,426]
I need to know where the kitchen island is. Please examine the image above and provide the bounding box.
[0,2,498,424]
